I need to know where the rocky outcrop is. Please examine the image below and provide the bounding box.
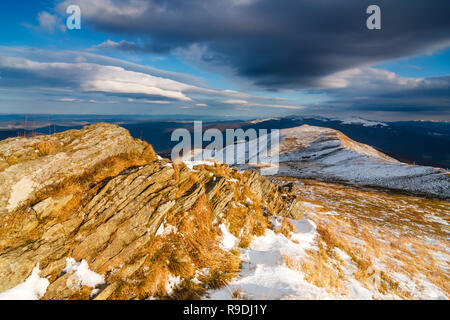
[0,124,154,215]
[0,123,303,300]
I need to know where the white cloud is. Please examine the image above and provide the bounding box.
[38,11,57,31]
[222,99,249,105]
[0,55,194,101]
[58,98,77,102]
[319,67,424,90]
[128,98,171,104]
[36,11,63,33]
[90,40,140,52]
[0,47,307,113]
[80,64,193,101]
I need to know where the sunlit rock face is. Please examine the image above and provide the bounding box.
[0,123,302,300]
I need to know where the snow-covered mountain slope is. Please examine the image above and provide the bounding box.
[248,115,388,127]
[216,125,450,200]
[333,116,388,127]
[237,116,450,169]
[207,179,449,300]
[278,125,394,161]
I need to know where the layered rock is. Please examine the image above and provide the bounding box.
[0,124,153,215]
[0,123,303,300]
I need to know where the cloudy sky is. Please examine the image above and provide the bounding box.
[0,0,449,120]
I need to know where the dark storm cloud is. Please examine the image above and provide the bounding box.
[60,0,450,89]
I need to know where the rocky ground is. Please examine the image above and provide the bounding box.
[0,123,302,300]
[0,124,447,300]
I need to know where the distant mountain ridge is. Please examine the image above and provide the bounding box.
[1,114,449,169]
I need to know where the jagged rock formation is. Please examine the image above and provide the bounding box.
[0,123,303,300]
[0,124,154,215]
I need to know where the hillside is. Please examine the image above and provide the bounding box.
[209,178,449,299]
[236,116,450,169]
[0,124,448,300]
[222,125,450,200]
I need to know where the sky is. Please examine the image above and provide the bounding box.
[0,0,449,121]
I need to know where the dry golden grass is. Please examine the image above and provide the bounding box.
[274,217,297,239]
[238,235,253,249]
[67,286,93,300]
[284,245,348,296]
[34,140,57,156]
[279,178,449,299]
[104,192,241,300]
[231,287,249,300]
[170,279,206,300]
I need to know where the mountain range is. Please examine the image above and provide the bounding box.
[1,114,448,169]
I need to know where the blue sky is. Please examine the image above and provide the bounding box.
[0,0,449,120]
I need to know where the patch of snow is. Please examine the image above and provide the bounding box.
[165,274,182,296]
[271,216,283,230]
[219,224,238,251]
[346,279,375,299]
[260,165,281,176]
[183,160,216,171]
[208,218,331,300]
[156,222,178,237]
[248,117,279,124]
[334,247,351,262]
[63,258,105,290]
[302,202,323,209]
[0,264,49,300]
[338,117,388,127]
[323,211,340,216]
